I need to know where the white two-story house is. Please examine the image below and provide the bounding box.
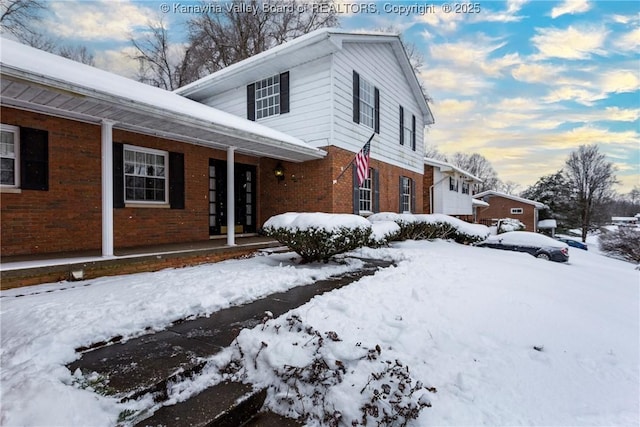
[176,28,434,221]
[422,157,483,221]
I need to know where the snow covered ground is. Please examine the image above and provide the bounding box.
[1,239,638,426]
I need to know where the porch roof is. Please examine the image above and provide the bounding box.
[0,38,325,163]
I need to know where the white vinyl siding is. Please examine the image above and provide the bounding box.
[431,168,475,216]
[332,42,425,174]
[201,56,333,146]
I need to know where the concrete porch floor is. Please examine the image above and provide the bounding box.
[0,236,281,290]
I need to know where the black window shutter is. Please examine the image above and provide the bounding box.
[399,106,404,145]
[374,87,380,134]
[411,178,416,213]
[169,151,185,209]
[113,142,124,208]
[279,71,290,114]
[352,71,360,124]
[352,164,360,214]
[247,83,256,121]
[20,127,48,191]
[373,168,380,213]
[398,176,403,213]
[411,115,416,151]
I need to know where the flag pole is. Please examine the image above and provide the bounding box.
[333,133,375,184]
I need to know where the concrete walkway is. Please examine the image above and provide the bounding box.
[68,258,392,426]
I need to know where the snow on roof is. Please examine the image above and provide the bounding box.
[0,38,323,157]
[473,190,547,209]
[472,198,490,207]
[424,157,483,183]
[538,219,558,229]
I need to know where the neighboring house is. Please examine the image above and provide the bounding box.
[176,28,434,219]
[0,38,324,257]
[473,191,547,232]
[422,157,482,221]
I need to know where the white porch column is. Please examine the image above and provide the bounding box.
[226,146,236,246]
[101,120,116,257]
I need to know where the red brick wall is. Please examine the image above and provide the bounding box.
[0,107,246,256]
[258,146,424,227]
[2,108,425,256]
[422,165,434,214]
[475,196,537,231]
[1,108,102,256]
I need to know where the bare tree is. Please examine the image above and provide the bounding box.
[186,0,338,76]
[450,152,501,192]
[498,181,520,195]
[564,144,617,242]
[129,18,194,90]
[424,143,446,161]
[0,0,46,43]
[58,44,95,65]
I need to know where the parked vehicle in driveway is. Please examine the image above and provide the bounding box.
[476,231,570,262]
[555,235,588,250]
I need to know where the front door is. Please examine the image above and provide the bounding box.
[208,159,256,236]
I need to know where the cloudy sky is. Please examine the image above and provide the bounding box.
[22,0,640,193]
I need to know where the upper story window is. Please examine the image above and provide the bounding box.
[449,176,459,192]
[247,72,289,121]
[399,106,416,150]
[352,71,379,133]
[255,75,280,119]
[359,78,375,129]
[0,124,19,187]
[511,208,524,214]
[461,181,470,194]
[124,145,168,203]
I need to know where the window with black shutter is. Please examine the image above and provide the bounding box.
[247,72,289,121]
[20,127,48,191]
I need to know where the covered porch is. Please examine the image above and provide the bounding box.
[0,236,281,290]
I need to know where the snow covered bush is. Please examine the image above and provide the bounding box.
[263,213,372,263]
[599,227,640,263]
[217,313,435,426]
[497,218,526,233]
[368,221,401,247]
[368,213,489,244]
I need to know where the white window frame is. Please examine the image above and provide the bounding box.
[359,167,373,214]
[359,77,375,129]
[123,145,169,204]
[401,176,412,213]
[403,114,413,149]
[0,124,20,188]
[255,74,280,120]
[510,208,524,214]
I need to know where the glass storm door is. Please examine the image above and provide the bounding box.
[209,159,256,235]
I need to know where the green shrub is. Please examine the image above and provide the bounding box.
[263,213,372,263]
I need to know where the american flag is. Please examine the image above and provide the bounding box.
[355,134,374,186]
